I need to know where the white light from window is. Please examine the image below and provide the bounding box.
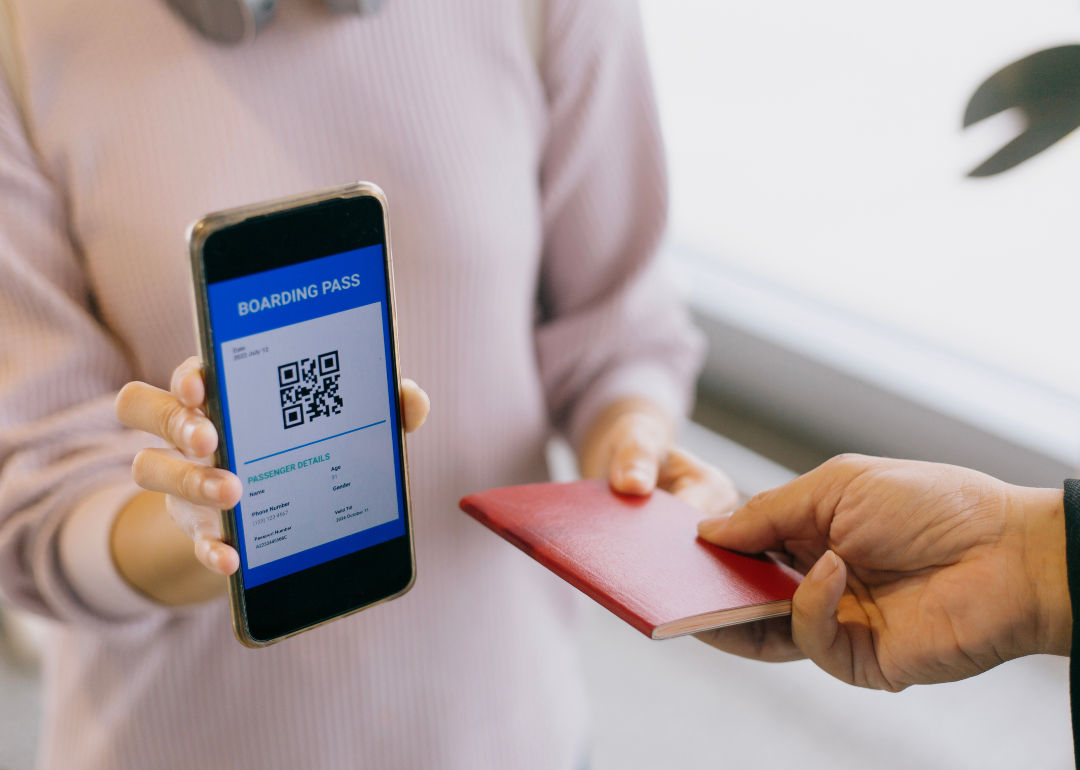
[643,0,1080,401]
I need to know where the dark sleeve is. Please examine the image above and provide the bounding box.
[1065,478,1080,767]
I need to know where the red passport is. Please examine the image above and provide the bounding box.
[459,479,801,639]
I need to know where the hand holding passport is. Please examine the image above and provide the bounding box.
[460,479,801,639]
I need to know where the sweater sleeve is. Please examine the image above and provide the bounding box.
[1064,479,1080,766]
[0,55,166,627]
[534,0,705,451]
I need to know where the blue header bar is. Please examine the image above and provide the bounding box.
[207,244,386,342]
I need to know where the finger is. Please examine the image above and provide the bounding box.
[674,480,738,518]
[696,453,875,554]
[116,381,218,457]
[609,434,662,496]
[166,496,239,576]
[657,446,707,489]
[169,356,206,409]
[694,616,803,662]
[132,447,242,508]
[661,448,740,517]
[400,378,430,433]
[195,536,240,576]
[606,412,669,496]
[795,558,900,691]
[789,550,855,681]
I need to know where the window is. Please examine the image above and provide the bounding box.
[643,0,1080,483]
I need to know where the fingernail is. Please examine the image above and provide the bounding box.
[202,476,223,499]
[627,461,656,482]
[208,548,221,569]
[808,550,840,581]
[193,419,215,451]
[181,420,197,447]
[697,515,730,539]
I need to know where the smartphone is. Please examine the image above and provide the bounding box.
[188,182,414,647]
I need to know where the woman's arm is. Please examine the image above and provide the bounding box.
[535,0,734,510]
[0,55,155,624]
[535,0,703,456]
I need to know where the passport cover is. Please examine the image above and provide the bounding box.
[459,479,801,639]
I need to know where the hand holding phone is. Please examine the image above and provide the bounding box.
[116,365,429,576]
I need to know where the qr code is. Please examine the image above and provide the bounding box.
[278,351,343,430]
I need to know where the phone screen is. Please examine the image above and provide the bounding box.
[204,244,406,589]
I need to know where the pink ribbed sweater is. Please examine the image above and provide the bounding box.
[0,1,702,768]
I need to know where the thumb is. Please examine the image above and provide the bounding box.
[400,378,430,433]
[695,479,823,554]
[697,455,875,554]
[790,550,850,679]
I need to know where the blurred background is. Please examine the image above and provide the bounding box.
[2,0,1078,767]
[648,0,1080,486]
